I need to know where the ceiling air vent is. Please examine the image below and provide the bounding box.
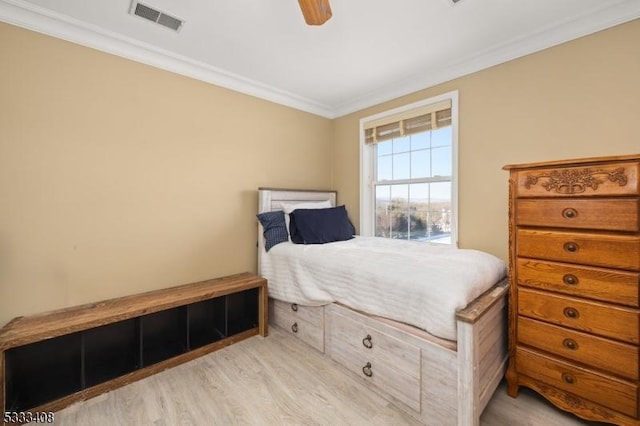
[130,1,184,32]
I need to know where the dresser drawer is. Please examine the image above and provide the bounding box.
[515,161,640,198]
[517,229,640,271]
[516,258,640,307]
[518,316,639,380]
[518,287,639,344]
[516,346,638,417]
[326,310,421,411]
[516,198,639,232]
[269,300,324,352]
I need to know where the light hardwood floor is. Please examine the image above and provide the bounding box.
[51,327,604,425]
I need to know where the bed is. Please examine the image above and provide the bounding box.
[257,188,509,426]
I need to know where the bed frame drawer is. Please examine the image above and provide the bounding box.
[269,299,324,352]
[270,299,324,327]
[325,309,421,412]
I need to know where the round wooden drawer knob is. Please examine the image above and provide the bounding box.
[563,242,579,253]
[563,274,578,285]
[562,373,576,385]
[564,307,580,319]
[563,338,579,350]
[562,208,578,219]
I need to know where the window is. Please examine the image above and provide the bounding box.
[360,91,458,246]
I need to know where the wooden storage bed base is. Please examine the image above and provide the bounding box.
[270,280,508,426]
[259,188,509,426]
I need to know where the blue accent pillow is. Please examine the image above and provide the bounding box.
[289,205,355,244]
[256,210,289,251]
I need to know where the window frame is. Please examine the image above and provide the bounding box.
[359,90,459,247]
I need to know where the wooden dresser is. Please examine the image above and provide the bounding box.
[503,154,640,425]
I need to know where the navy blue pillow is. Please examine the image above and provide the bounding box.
[289,205,355,244]
[256,210,288,251]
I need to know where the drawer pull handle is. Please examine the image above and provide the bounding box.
[562,208,578,219]
[563,242,579,253]
[563,338,579,350]
[362,334,373,349]
[563,307,579,319]
[362,362,373,378]
[562,373,576,385]
[291,303,298,312]
[291,322,298,333]
[563,274,578,285]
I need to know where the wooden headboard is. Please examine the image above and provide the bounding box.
[257,188,337,273]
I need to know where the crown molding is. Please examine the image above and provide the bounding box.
[2,0,639,120]
[331,1,640,117]
[0,0,335,118]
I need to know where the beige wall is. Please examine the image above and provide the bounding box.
[0,23,332,326]
[332,19,640,261]
[2,19,639,327]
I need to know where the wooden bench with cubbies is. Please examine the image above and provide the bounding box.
[0,272,267,421]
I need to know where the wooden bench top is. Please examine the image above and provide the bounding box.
[0,272,266,350]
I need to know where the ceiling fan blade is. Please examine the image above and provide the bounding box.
[298,0,332,26]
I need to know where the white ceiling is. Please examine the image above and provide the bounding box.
[2,0,639,118]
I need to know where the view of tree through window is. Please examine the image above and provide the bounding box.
[374,126,452,243]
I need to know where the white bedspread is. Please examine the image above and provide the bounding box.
[260,236,507,341]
